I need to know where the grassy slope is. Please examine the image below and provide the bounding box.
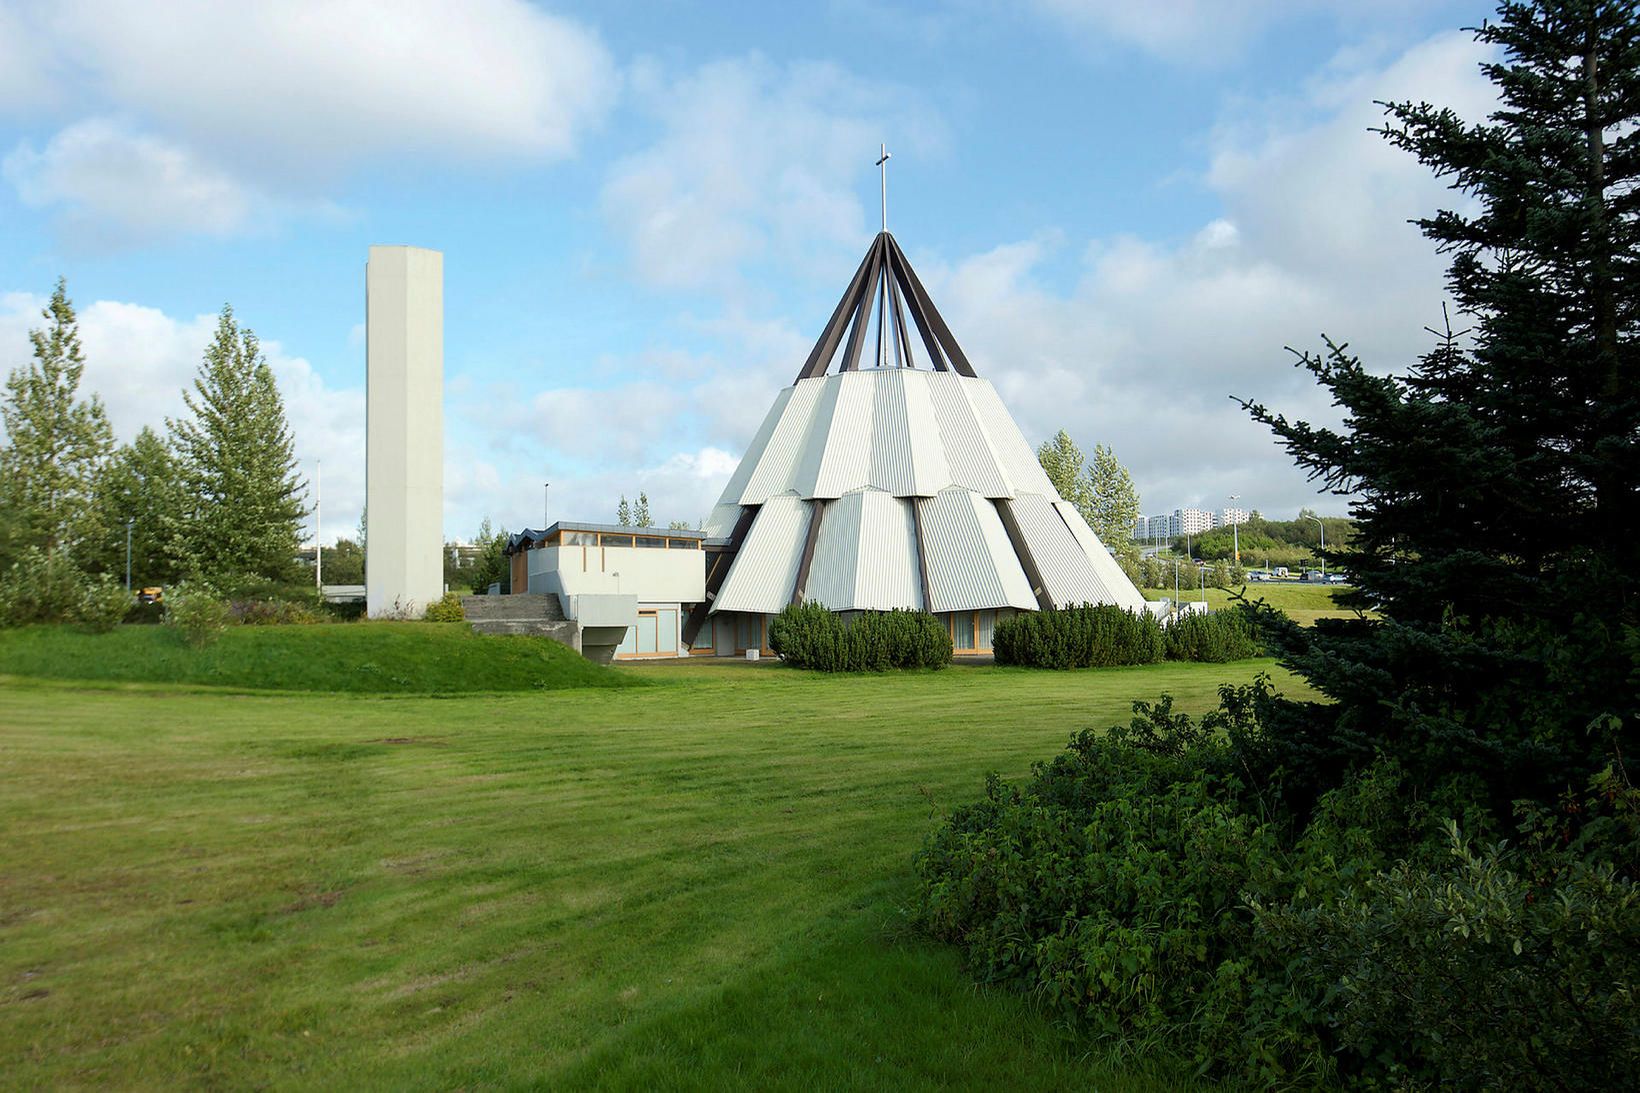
[0,622,629,693]
[1146,581,1368,626]
[0,658,1304,1089]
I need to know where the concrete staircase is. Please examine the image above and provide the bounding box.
[461,594,580,650]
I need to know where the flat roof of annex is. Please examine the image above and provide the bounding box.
[504,521,707,555]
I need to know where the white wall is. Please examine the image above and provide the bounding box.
[528,543,704,604]
[366,245,444,618]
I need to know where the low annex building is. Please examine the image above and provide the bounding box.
[505,229,1146,661]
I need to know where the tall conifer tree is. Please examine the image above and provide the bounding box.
[1240,0,1640,810]
[0,279,114,567]
[170,305,306,584]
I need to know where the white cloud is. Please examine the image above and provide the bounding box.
[0,4,58,112]
[602,55,944,292]
[4,119,263,243]
[909,29,1498,519]
[40,0,617,169]
[1029,0,1319,62]
[5,0,618,241]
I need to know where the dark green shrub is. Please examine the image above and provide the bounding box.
[992,604,1164,668]
[1163,609,1260,662]
[1252,816,1640,1090]
[916,685,1640,1089]
[769,602,951,671]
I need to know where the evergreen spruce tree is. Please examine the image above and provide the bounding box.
[170,305,306,584]
[0,279,114,567]
[94,426,189,586]
[617,496,631,526]
[1239,0,1640,812]
[634,491,651,527]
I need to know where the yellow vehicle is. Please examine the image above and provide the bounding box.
[137,587,164,605]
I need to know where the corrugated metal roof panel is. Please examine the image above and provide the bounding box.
[902,371,951,496]
[963,378,1056,496]
[809,372,875,499]
[1053,499,1148,611]
[854,491,923,610]
[867,370,915,495]
[802,495,858,610]
[925,373,1010,498]
[739,379,827,505]
[715,385,792,507]
[919,488,1035,613]
[711,494,812,615]
[702,502,743,540]
[1009,491,1105,607]
[803,491,922,611]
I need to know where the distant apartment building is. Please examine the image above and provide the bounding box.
[1176,507,1215,536]
[1141,515,1180,541]
[1138,507,1252,541]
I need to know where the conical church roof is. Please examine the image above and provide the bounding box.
[690,231,1145,637]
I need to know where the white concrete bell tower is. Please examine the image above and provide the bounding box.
[366,245,444,618]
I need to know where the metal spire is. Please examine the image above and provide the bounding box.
[876,143,891,233]
[876,144,892,366]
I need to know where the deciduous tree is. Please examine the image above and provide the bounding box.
[94,426,188,585]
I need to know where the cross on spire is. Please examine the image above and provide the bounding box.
[876,143,891,233]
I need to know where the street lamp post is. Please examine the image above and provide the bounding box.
[125,518,134,592]
[1228,494,1241,565]
[1305,515,1326,579]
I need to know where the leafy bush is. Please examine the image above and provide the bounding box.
[228,597,323,625]
[422,591,466,622]
[1163,609,1260,662]
[164,583,230,648]
[1253,816,1640,1090]
[992,604,1164,668]
[915,685,1640,1088]
[0,547,88,626]
[78,576,134,633]
[210,578,325,625]
[769,602,951,671]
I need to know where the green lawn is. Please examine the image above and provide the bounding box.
[0,645,1304,1089]
[0,622,629,693]
[1147,581,1367,626]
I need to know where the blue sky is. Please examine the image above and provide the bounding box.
[0,0,1500,542]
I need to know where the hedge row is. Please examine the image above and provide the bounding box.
[768,602,952,671]
[992,604,1259,668]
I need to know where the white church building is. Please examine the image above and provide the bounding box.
[502,229,1146,661]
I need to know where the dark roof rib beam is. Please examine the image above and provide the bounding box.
[885,233,978,378]
[885,243,950,372]
[886,261,917,370]
[794,236,881,382]
[838,236,886,374]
